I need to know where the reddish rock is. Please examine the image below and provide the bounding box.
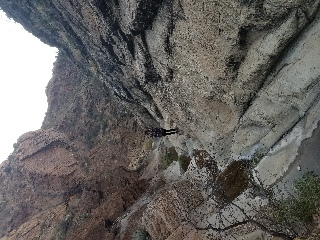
[0,56,150,240]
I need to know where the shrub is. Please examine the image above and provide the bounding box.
[251,152,265,166]
[162,147,191,171]
[131,229,150,240]
[4,165,12,174]
[162,147,178,170]
[7,154,14,161]
[273,172,320,227]
[178,155,192,172]
[56,206,74,240]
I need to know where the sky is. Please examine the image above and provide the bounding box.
[0,10,58,163]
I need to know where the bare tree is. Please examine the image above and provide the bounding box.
[184,163,320,240]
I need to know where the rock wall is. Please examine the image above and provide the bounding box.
[1,0,320,239]
[1,0,320,166]
[0,55,151,239]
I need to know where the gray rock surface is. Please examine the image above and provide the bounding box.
[1,0,320,239]
[247,14,320,185]
[1,0,320,168]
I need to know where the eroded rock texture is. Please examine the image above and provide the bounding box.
[1,0,320,239]
[2,0,320,166]
[0,0,318,164]
[0,55,150,240]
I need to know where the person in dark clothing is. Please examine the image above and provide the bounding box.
[145,127,179,138]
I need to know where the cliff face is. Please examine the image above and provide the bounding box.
[2,0,320,165]
[0,54,152,239]
[1,0,320,239]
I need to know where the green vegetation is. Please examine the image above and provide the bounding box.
[200,166,320,239]
[162,147,178,169]
[178,155,192,172]
[56,206,75,240]
[12,142,19,149]
[251,152,265,166]
[84,126,100,149]
[4,165,12,174]
[162,147,191,171]
[7,154,14,161]
[131,228,150,240]
[273,172,320,227]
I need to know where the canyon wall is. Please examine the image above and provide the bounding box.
[1,0,320,239]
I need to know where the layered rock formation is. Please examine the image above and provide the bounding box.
[0,54,151,239]
[1,0,320,239]
[2,0,320,166]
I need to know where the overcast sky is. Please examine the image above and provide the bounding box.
[0,10,57,163]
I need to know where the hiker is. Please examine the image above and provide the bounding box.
[145,127,179,138]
